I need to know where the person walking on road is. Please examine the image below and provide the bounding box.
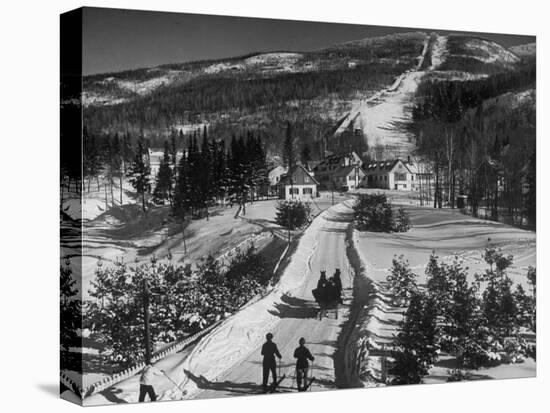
[293,337,315,391]
[139,363,164,402]
[332,268,343,303]
[261,332,282,392]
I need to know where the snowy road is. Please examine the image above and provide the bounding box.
[186,200,357,399]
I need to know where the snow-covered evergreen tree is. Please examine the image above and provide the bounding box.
[152,141,173,205]
[391,291,440,384]
[386,255,418,306]
[127,137,151,212]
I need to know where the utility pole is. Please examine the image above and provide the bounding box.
[287,196,291,244]
[142,279,152,365]
[181,221,187,255]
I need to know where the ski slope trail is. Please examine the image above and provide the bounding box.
[334,36,440,158]
[182,200,357,399]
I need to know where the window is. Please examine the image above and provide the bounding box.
[384,175,387,181]
[289,188,299,195]
[304,177,310,183]
[394,173,406,181]
[303,187,313,195]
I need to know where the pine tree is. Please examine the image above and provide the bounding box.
[425,252,452,314]
[152,141,173,205]
[102,134,115,205]
[127,137,151,212]
[173,148,190,219]
[170,129,178,168]
[227,135,250,214]
[199,127,213,219]
[476,248,518,337]
[60,263,81,357]
[300,143,312,165]
[83,127,102,192]
[386,255,418,306]
[111,133,124,205]
[524,148,536,226]
[212,139,227,201]
[391,291,440,384]
[282,122,295,169]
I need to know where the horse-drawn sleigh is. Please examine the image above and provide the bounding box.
[312,269,343,319]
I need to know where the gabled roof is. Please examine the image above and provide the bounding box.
[365,159,413,174]
[314,151,361,169]
[280,164,320,185]
[332,165,367,178]
[268,165,287,174]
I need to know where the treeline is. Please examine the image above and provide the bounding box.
[413,63,536,122]
[64,125,270,222]
[411,63,536,226]
[171,127,269,219]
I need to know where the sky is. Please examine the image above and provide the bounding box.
[81,7,535,75]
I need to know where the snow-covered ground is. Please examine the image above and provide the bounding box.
[333,38,431,159]
[352,203,536,384]
[460,38,519,65]
[356,205,535,287]
[429,35,448,70]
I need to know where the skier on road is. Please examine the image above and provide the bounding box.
[261,332,282,392]
[293,337,315,391]
[138,363,164,402]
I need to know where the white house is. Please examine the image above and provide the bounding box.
[278,165,319,201]
[313,151,364,190]
[364,159,415,191]
[332,165,367,190]
[268,165,288,196]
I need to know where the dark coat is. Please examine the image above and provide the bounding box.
[294,345,314,369]
[261,341,282,366]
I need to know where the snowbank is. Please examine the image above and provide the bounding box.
[347,229,395,386]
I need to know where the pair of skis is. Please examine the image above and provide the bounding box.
[262,359,315,394]
[261,375,314,394]
[261,374,287,394]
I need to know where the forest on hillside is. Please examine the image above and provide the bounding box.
[411,59,536,226]
[80,32,427,159]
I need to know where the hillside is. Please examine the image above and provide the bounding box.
[510,42,536,57]
[80,32,530,160]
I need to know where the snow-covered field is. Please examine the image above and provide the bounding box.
[356,205,535,287]
[353,203,536,384]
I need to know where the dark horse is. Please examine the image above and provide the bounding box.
[312,270,342,319]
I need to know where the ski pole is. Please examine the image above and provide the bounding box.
[162,371,186,397]
[309,361,314,391]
